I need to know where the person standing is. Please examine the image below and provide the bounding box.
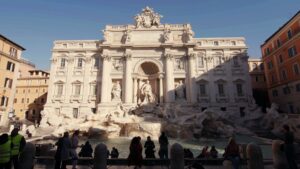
[144,136,155,158]
[70,130,79,169]
[0,134,11,169]
[10,128,26,169]
[54,135,64,169]
[158,132,169,159]
[282,125,298,169]
[223,137,240,169]
[61,132,72,169]
[128,136,143,169]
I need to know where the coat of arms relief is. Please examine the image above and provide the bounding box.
[134,6,163,28]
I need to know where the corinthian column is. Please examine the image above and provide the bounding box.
[100,54,111,103]
[188,52,197,103]
[165,53,175,102]
[124,52,133,103]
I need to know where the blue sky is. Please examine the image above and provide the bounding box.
[0,0,299,70]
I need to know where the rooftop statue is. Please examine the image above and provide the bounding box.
[134,6,163,28]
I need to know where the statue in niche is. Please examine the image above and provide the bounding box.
[183,28,194,43]
[113,59,122,71]
[111,81,121,101]
[102,30,110,42]
[175,80,185,100]
[122,30,131,43]
[140,80,155,104]
[152,12,162,26]
[163,28,171,42]
[175,58,184,70]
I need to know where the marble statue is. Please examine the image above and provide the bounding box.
[122,30,131,43]
[113,59,122,71]
[175,80,185,100]
[134,14,143,28]
[140,80,155,104]
[183,28,194,43]
[163,28,171,42]
[175,58,184,70]
[111,81,121,101]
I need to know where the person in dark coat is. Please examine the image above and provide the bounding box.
[209,146,218,158]
[158,132,169,159]
[110,147,119,158]
[197,146,209,159]
[54,136,64,169]
[282,125,298,169]
[61,132,72,169]
[127,136,143,169]
[144,136,155,158]
[78,141,93,157]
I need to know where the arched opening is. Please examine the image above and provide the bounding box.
[138,62,160,75]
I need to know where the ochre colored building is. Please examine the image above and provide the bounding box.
[248,58,269,110]
[0,34,25,126]
[14,70,49,121]
[261,11,300,113]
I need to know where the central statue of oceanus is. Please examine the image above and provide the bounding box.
[134,6,163,28]
[139,80,156,104]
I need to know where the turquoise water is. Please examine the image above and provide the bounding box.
[84,135,272,159]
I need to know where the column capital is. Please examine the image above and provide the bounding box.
[164,53,174,60]
[188,52,197,60]
[101,54,111,61]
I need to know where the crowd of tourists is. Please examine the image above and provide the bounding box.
[0,128,26,169]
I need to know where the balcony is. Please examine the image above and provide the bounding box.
[216,94,229,103]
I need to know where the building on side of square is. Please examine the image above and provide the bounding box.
[44,7,254,120]
[261,10,300,114]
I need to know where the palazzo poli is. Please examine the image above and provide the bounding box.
[44,7,253,119]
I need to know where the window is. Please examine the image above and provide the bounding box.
[57,84,63,96]
[296,84,300,92]
[6,61,15,72]
[231,41,236,46]
[236,83,243,96]
[77,58,83,68]
[27,98,29,103]
[276,39,281,48]
[41,98,45,104]
[255,76,259,82]
[278,55,283,63]
[14,98,17,103]
[293,64,300,75]
[198,56,204,68]
[216,56,222,66]
[90,84,97,96]
[9,47,17,57]
[221,107,227,111]
[287,30,293,39]
[233,57,239,66]
[0,96,8,106]
[92,108,96,114]
[74,84,81,95]
[272,90,278,97]
[240,107,245,117]
[73,108,79,118]
[21,98,24,103]
[199,84,206,96]
[288,46,297,57]
[60,58,66,68]
[4,78,12,88]
[218,84,224,96]
[214,41,219,46]
[267,61,273,70]
[283,86,291,95]
[94,57,100,69]
[281,70,287,80]
[266,48,270,55]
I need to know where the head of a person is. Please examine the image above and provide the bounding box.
[85,141,90,145]
[161,131,165,136]
[63,131,69,138]
[283,125,290,132]
[11,128,19,137]
[74,130,80,136]
[211,146,216,150]
[228,137,236,146]
[147,136,151,141]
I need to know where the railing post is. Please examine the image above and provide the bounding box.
[246,143,264,169]
[170,143,184,169]
[18,142,36,169]
[94,143,107,169]
[272,140,288,169]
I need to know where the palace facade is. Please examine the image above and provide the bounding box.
[44,7,253,118]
